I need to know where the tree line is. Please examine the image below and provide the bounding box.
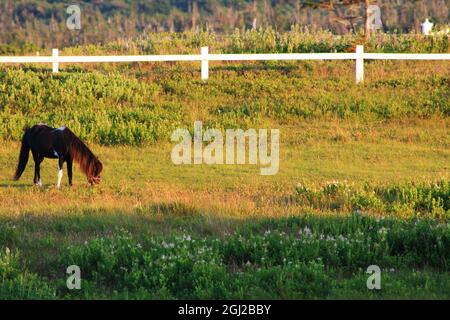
[0,0,448,49]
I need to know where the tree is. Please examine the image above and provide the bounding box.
[299,0,376,36]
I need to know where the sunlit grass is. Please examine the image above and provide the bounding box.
[0,118,447,217]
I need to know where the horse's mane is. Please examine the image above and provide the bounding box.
[64,127,102,180]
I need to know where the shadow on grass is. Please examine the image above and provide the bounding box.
[0,182,34,188]
[0,202,239,241]
[0,182,62,189]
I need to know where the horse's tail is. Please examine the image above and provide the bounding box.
[13,128,31,181]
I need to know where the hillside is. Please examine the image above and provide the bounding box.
[0,0,448,49]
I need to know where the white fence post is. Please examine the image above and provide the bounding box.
[201,46,209,80]
[52,48,59,73]
[356,45,364,83]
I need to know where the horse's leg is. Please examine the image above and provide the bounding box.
[33,153,43,187]
[67,156,73,186]
[33,162,39,186]
[56,157,64,188]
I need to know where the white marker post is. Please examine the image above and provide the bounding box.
[52,48,59,73]
[356,45,364,84]
[421,18,433,36]
[201,46,209,81]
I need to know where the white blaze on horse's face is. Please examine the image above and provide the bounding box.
[57,168,63,188]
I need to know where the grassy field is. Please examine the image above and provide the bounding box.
[0,35,449,299]
[0,118,449,299]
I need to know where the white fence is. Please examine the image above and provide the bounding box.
[0,45,449,83]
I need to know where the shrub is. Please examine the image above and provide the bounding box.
[0,248,56,299]
[294,180,450,218]
[60,215,449,299]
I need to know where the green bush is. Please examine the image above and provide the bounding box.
[0,248,56,299]
[0,69,184,145]
[59,215,449,299]
[294,180,450,218]
[54,29,450,55]
[0,215,448,299]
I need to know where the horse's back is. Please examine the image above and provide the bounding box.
[29,124,54,135]
[27,124,69,158]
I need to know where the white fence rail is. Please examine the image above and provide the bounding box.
[1,45,449,83]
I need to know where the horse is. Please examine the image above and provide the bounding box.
[13,124,103,187]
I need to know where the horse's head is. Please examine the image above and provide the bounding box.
[88,158,103,185]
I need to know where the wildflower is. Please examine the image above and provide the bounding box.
[303,226,312,236]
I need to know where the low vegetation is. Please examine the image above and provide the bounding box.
[0,214,449,299]
[0,57,449,145]
[294,180,449,219]
[0,31,448,299]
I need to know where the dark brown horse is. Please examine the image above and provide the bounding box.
[13,124,103,187]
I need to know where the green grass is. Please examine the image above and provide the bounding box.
[0,118,448,214]
[5,29,449,56]
[1,60,449,145]
[0,215,449,299]
[0,42,449,299]
[0,118,448,299]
